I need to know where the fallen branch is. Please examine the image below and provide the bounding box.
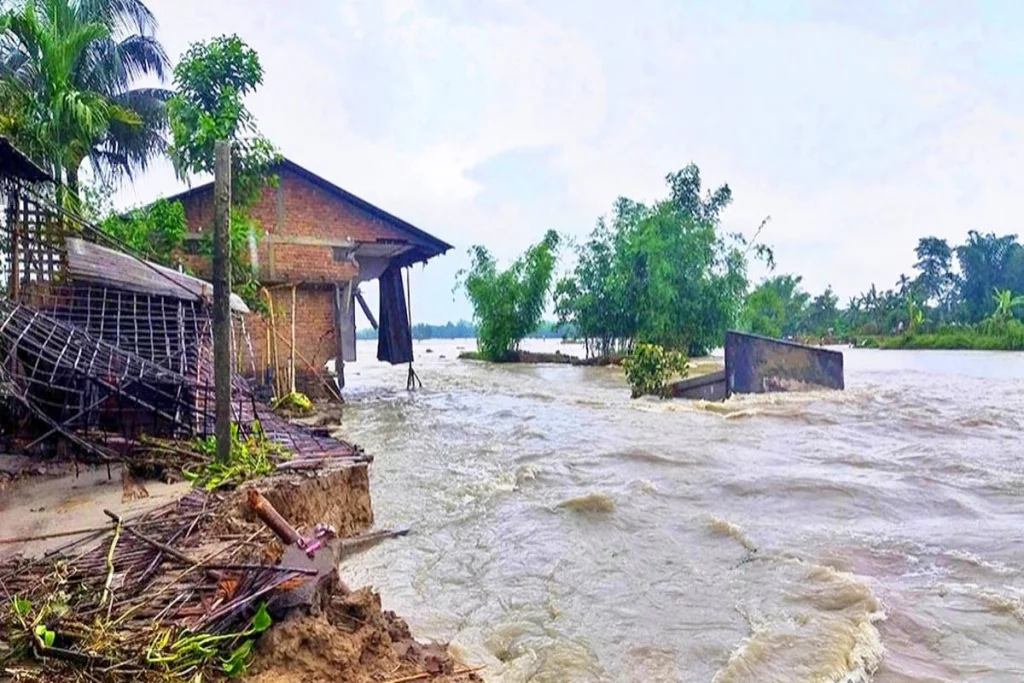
[100,519,122,611]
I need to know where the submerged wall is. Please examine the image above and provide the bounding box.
[724,331,844,396]
[670,370,727,401]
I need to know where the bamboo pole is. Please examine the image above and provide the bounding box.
[405,267,421,390]
[263,288,283,398]
[267,324,342,401]
[265,320,271,388]
[290,283,297,393]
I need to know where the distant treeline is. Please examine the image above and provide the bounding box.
[357,320,573,341]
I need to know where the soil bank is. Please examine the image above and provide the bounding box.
[0,457,480,683]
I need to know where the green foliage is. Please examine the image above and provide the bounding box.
[987,288,1024,328]
[622,343,688,399]
[555,164,762,358]
[98,198,187,266]
[458,230,561,361]
[876,320,1024,351]
[167,34,280,311]
[739,275,810,339]
[805,286,841,336]
[955,231,1022,323]
[147,602,273,677]
[5,568,74,661]
[167,34,278,206]
[271,390,313,415]
[907,298,924,333]
[0,0,170,201]
[34,623,55,648]
[913,237,954,308]
[183,422,288,491]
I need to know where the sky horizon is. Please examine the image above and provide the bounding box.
[115,0,1024,325]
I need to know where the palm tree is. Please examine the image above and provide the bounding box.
[0,0,169,201]
[896,273,911,297]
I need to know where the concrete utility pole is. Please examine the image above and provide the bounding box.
[213,141,232,463]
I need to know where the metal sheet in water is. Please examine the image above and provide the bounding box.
[725,330,844,396]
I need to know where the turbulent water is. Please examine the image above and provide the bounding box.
[335,339,1024,682]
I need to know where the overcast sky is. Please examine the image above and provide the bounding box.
[119,0,1024,324]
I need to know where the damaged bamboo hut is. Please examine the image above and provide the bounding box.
[165,158,453,396]
[0,138,366,466]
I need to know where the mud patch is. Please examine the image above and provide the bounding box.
[213,465,373,542]
[250,587,481,683]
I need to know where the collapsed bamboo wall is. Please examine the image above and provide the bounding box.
[0,176,363,465]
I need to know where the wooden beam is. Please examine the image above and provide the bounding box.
[355,288,377,329]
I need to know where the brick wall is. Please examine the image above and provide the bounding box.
[176,166,405,393]
[179,167,404,284]
[244,285,339,396]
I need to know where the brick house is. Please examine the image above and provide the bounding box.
[168,158,452,396]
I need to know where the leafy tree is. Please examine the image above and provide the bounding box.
[167,34,276,204]
[895,273,911,297]
[556,164,757,357]
[622,343,688,398]
[805,286,840,336]
[166,34,279,309]
[912,237,953,306]
[459,230,561,360]
[0,0,170,202]
[739,274,810,338]
[955,231,1021,323]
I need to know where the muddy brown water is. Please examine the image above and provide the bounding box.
[332,339,1024,682]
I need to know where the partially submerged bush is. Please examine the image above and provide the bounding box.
[622,343,688,398]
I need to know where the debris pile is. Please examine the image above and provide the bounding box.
[0,482,478,682]
[0,490,303,680]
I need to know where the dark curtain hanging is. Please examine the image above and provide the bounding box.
[377,264,414,364]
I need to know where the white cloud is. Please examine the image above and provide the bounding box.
[115,0,1024,322]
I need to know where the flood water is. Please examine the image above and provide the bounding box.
[335,339,1024,683]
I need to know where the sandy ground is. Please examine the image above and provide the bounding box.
[0,461,190,559]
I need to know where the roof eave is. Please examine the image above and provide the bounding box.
[160,159,454,258]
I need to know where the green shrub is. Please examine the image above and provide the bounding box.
[622,343,688,398]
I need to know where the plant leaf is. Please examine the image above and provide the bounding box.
[250,603,272,633]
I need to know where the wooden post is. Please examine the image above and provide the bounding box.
[406,267,421,390]
[212,141,232,463]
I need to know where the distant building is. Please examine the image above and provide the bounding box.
[168,159,453,396]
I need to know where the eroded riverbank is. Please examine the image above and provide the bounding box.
[332,339,1024,682]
